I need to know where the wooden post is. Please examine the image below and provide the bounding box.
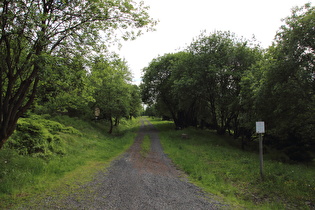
[259,133,264,180]
[256,121,265,181]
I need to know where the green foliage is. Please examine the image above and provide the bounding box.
[141,32,262,132]
[143,105,158,117]
[88,55,142,133]
[253,4,315,161]
[34,53,143,134]
[151,118,315,209]
[139,51,181,122]
[141,3,315,162]
[129,85,143,118]
[0,0,156,148]
[6,115,81,158]
[35,55,94,117]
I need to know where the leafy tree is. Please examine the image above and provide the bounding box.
[0,0,156,148]
[141,53,183,128]
[255,3,315,161]
[140,3,314,162]
[141,32,261,132]
[186,31,261,134]
[143,105,157,117]
[128,84,142,119]
[238,54,269,148]
[169,52,201,127]
[89,56,132,133]
[35,55,94,117]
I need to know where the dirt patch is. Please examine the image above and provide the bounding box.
[129,120,178,177]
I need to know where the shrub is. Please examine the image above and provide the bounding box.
[6,115,76,158]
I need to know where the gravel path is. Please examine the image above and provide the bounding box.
[19,118,226,209]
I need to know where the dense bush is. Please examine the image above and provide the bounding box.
[6,115,81,158]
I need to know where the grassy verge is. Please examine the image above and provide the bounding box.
[140,135,151,157]
[149,117,315,209]
[0,116,139,209]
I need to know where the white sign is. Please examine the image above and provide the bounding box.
[256,121,265,133]
[95,107,100,117]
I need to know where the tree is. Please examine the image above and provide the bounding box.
[255,3,315,161]
[186,31,261,134]
[34,54,94,117]
[168,52,201,128]
[0,0,156,148]
[143,104,157,117]
[141,53,183,128]
[89,56,132,133]
[128,84,142,119]
[141,32,261,132]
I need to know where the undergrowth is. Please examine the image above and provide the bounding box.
[0,115,139,209]
[149,117,315,209]
[6,115,80,158]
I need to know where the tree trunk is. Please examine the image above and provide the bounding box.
[209,97,218,130]
[0,120,18,149]
[0,137,8,150]
[114,117,119,126]
[241,136,246,150]
[0,76,39,149]
[108,117,114,134]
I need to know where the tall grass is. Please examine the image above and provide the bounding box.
[149,118,315,209]
[0,116,138,208]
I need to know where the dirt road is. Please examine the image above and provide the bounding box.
[19,118,226,209]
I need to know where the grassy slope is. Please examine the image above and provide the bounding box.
[149,118,315,209]
[0,116,138,209]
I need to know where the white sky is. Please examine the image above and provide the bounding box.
[114,0,313,84]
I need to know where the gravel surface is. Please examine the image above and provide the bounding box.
[18,118,227,209]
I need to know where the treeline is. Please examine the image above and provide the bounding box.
[1,51,143,158]
[4,53,143,157]
[35,54,143,134]
[141,4,315,162]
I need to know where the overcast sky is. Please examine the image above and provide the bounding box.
[114,0,313,84]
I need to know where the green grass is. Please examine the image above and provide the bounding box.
[140,135,151,157]
[149,117,315,209]
[0,116,139,209]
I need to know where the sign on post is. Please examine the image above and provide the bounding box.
[95,107,100,121]
[256,121,265,133]
[95,107,100,116]
[256,121,265,180]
